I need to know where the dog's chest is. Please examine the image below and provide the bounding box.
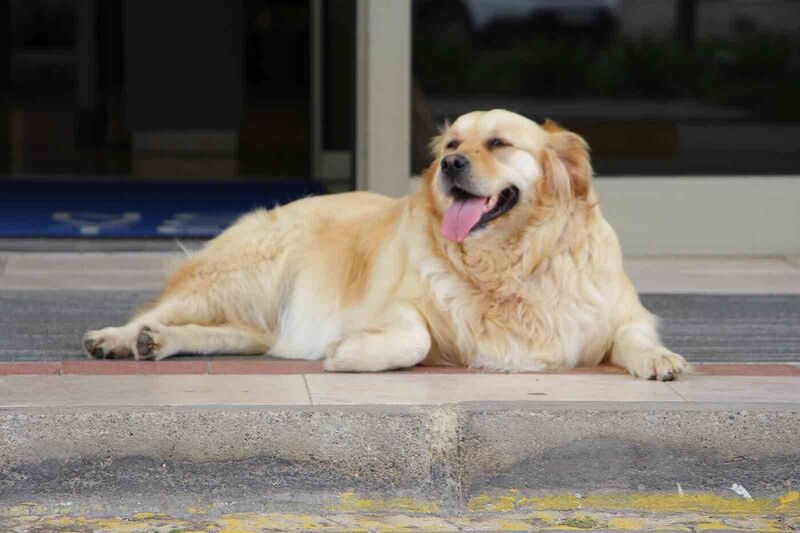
[420,265,610,369]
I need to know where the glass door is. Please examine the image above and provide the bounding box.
[0,0,357,239]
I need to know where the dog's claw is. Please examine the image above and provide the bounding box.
[85,337,105,359]
[136,327,157,358]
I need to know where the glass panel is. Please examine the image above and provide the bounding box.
[0,0,356,185]
[412,0,800,176]
[323,0,356,153]
[242,0,310,178]
[0,0,358,239]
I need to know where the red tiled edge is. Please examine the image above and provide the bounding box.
[692,363,800,376]
[61,360,208,375]
[2,360,800,376]
[402,364,626,374]
[0,362,62,375]
[208,359,325,375]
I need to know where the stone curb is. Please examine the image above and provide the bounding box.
[2,402,798,518]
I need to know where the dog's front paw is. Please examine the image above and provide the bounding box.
[324,345,361,372]
[83,328,134,359]
[135,326,165,360]
[324,336,371,372]
[631,347,688,381]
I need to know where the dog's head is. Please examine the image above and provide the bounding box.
[426,109,592,243]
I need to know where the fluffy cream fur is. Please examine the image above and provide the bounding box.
[84,110,687,380]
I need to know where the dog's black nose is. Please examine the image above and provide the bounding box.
[441,154,469,178]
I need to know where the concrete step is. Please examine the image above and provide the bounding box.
[1,373,799,531]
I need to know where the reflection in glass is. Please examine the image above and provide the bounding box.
[412,0,800,175]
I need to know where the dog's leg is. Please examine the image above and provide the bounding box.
[134,323,270,360]
[84,297,184,359]
[324,306,431,372]
[83,289,263,360]
[82,323,140,359]
[85,302,271,361]
[84,303,180,359]
[609,315,688,381]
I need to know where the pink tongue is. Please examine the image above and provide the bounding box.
[441,196,487,242]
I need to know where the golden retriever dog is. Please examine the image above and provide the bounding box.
[83,109,687,380]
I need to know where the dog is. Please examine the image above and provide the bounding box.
[83,109,687,380]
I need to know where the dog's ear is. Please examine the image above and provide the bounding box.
[540,120,591,200]
[423,121,450,185]
[428,120,450,157]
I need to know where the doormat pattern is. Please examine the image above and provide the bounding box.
[0,181,325,238]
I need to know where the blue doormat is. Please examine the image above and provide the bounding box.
[0,181,326,238]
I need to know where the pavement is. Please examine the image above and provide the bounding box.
[1,376,800,531]
[2,251,800,531]
[2,253,800,363]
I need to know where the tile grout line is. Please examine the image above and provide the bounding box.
[302,374,314,405]
[666,381,688,401]
[783,255,800,272]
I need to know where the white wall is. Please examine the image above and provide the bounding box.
[410,176,800,256]
[596,177,800,256]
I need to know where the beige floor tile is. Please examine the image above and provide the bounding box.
[668,375,800,403]
[4,252,181,271]
[625,256,800,294]
[0,272,168,290]
[0,374,310,407]
[305,373,684,405]
[1,252,180,290]
[5,253,800,293]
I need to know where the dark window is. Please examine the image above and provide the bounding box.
[412,0,800,176]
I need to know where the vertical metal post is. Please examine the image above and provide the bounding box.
[355,0,411,196]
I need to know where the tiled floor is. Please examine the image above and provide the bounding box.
[668,375,800,403]
[626,256,800,294]
[0,252,180,290]
[0,374,309,407]
[2,372,800,407]
[2,253,800,405]
[304,373,686,404]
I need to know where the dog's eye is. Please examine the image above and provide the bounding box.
[445,139,460,150]
[487,138,510,149]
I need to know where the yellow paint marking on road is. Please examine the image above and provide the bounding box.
[779,491,800,507]
[218,512,344,532]
[606,517,646,529]
[331,492,440,514]
[467,490,800,515]
[2,500,799,532]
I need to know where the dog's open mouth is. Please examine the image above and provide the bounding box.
[441,185,519,242]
